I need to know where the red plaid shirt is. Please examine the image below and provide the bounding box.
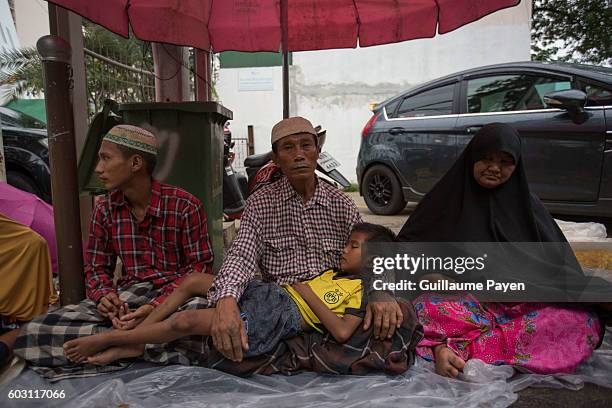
[85,179,213,306]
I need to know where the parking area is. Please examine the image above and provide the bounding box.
[348,192,612,238]
[347,192,413,233]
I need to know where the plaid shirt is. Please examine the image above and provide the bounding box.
[85,179,213,306]
[208,176,362,305]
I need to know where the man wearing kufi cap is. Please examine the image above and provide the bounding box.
[14,124,214,374]
[207,117,403,362]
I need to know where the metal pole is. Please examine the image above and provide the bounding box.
[195,48,211,101]
[281,0,289,118]
[48,4,92,242]
[152,43,190,102]
[37,35,85,305]
[247,125,255,155]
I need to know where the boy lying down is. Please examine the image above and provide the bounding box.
[64,223,396,365]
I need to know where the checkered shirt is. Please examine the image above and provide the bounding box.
[208,176,362,305]
[85,179,213,306]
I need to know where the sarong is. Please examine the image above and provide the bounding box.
[414,293,602,374]
[13,282,209,381]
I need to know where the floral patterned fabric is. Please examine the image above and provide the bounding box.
[414,293,601,374]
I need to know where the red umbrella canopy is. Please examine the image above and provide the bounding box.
[45,0,520,52]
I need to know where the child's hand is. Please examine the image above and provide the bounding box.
[291,282,308,293]
[113,304,154,330]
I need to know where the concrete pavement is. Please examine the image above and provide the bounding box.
[346,191,414,233]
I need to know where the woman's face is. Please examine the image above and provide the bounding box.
[473,151,516,189]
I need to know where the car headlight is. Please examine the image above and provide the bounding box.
[39,138,49,148]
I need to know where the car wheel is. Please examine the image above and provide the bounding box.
[362,164,407,215]
[7,171,41,197]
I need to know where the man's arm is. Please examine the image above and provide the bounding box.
[209,201,264,362]
[364,292,403,340]
[291,283,362,343]
[208,201,263,305]
[360,258,402,339]
[342,198,402,339]
[150,203,214,306]
[85,200,119,316]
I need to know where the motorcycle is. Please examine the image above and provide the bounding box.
[246,126,351,194]
[223,125,351,220]
[222,122,247,220]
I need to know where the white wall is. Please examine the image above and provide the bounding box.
[217,2,532,182]
[0,0,19,51]
[217,67,285,155]
[13,0,49,48]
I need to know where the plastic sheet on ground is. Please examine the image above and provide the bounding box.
[1,330,611,408]
[556,219,611,242]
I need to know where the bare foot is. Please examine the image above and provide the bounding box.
[434,344,466,378]
[63,334,110,363]
[87,344,145,365]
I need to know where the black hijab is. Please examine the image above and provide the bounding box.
[397,123,567,243]
[396,123,612,302]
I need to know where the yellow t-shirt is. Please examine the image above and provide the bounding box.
[283,269,366,333]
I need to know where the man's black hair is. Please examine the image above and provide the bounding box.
[272,133,319,153]
[351,222,396,243]
[116,144,157,176]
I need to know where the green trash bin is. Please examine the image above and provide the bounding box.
[78,100,232,273]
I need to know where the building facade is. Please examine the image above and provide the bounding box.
[0,0,19,52]
[216,2,532,182]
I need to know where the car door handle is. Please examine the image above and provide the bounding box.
[388,127,407,135]
[465,126,483,134]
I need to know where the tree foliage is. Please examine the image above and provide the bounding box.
[0,22,155,114]
[81,22,156,114]
[532,0,612,65]
[0,47,43,101]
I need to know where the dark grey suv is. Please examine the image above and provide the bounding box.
[357,62,612,217]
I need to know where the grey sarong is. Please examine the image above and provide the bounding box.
[13,282,210,381]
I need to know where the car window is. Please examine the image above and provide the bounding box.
[0,110,46,129]
[0,112,20,127]
[466,75,571,113]
[396,84,455,118]
[584,84,612,106]
[384,99,401,119]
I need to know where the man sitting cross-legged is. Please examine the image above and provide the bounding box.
[13,125,213,379]
[63,223,396,365]
[207,117,404,364]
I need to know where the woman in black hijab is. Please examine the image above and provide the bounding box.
[399,123,604,378]
[398,122,566,243]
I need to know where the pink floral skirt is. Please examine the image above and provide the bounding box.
[413,293,602,374]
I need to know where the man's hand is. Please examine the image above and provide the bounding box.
[112,304,154,330]
[97,292,122,320]
[210,297,248,362]
[363,293,403,340]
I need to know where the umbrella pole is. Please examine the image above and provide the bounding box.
[37,35,86,305]
[282,52,289,119]
[281,0,289,119]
